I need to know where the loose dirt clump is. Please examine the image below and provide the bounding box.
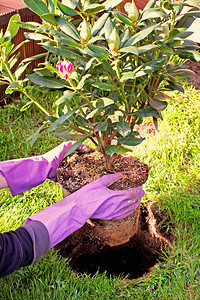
[55,202,174,279]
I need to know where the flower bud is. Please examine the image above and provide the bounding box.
[108,27,120,53]
[56,60,73,80]
[80,19,91,43]
[128,1,139,24]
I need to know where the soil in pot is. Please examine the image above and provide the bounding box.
[56,151,150,247]
[55,202,174,279]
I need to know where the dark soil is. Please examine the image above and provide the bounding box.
[56,151,150,193]
[56,202,174,279]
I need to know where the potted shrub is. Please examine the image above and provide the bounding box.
[1,0,200,248]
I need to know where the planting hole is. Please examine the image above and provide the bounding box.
[56,203,174,279]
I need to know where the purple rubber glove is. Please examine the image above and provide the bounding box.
[24,173,144,248]
[0,142,91,196]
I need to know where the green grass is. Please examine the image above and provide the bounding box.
[0,84,200,299]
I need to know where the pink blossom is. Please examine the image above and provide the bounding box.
[64,74,68,80]
[66,62,73,73]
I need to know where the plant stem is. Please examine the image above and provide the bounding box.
[21,88,50,116]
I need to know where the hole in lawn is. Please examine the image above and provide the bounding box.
[56,203,174,279]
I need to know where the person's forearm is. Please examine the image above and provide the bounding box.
[0,221,50,278]
[0,172,8,190]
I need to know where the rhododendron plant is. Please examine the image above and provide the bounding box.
[2,0,200,169]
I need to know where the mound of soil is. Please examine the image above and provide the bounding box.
[55,202,174,279]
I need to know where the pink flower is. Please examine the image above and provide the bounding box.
[56,61,73,80]
[66,62,73,73]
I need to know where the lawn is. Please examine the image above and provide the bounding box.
[0,82,199,299]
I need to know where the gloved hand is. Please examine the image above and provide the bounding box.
[24,173,144,248]
[0,142,91,196]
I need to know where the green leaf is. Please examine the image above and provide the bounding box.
[118,132,145,146]
[22,53,47,63]
[120,71,135,82]
[41,13,57,26]
[92,13,110,36]
[124,24,159,46]
[55,91,76,105]
[55,16,80,41]
[85,44,108,58]
[117,120,131,137]
[84,3,105,14]
[94,97,115,108]
[56,36,82,48]
[112,10,133,26]
[49,108,78,132]
[134,58,166,77]
[57,1,78,16]
[104,17,114,42]
[14,21,40,31]
[54,128,71,137]
[62,0,79,10]
[27,123,47,146]
[92,82,117,91]
[183,0,200,8]
[76,74,91,90]
[15,62,31,79]
[27,75,68,89]
[42,45,82,60]
[105,145,118,155]
[64,135,90,157]
[86,108,100,119]
[140,9,167,22]
[138,44,158,54]
[116,145,131,154]
[5,14,21,39]
[149,98,167,111]
[0,81,8,85]
[20,101,33,112]
[176,49,200,62]
[133,107,160,118]
[165,81,184,92]
[169,68,195,77]
[95,120,108,132]
[120,29,131,47]
[24,32,49,41]
[143,0,156,10]
[23,0,49,16]
[119,46,139,55]
[104,0,124,10]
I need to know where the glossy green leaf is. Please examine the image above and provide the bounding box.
[95,120,108,132]
[116,145,131,154]
[41,13,57,26]
[124,24,159,46]
[92,82,117,91]
[42,45,82,60]
[56,36,82,48]
[55,16,80,41]
[54,129,71,137]
[143,0,156,10]
[112,10,133,26]
[24,32,49,41]
[55,91,76,105]
[170,68,195,77]
[57,1,78,16]
[49,108,78,132]
[84,3,104,14]
[119,46,139,55]
[183,0,200,8]
[62,0,79,10]
[104,17,114,42]
[14,21,40,31]
[92,13,110,36]
[104,0,124,10]
[138,44,158,54]
[149,98,167,111]
[76,74,91,90]
[105,145,118,155]
[165,81,184,92]
[22,53,47,63]
[118,132,145,146]
[117,120,131,137]
[64,135,90,157]
[5,14,21,39]
[176,50,200,62]
[94,97,115,108]
[15,62,31,79]
[20,101,33,112]
[133,107,160,118]
[120,72,135,82]
[86,108,100,119]
[23,0,49,16]
[140,8,167,22]
[120,29,131,48]
[27,75,68,89]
